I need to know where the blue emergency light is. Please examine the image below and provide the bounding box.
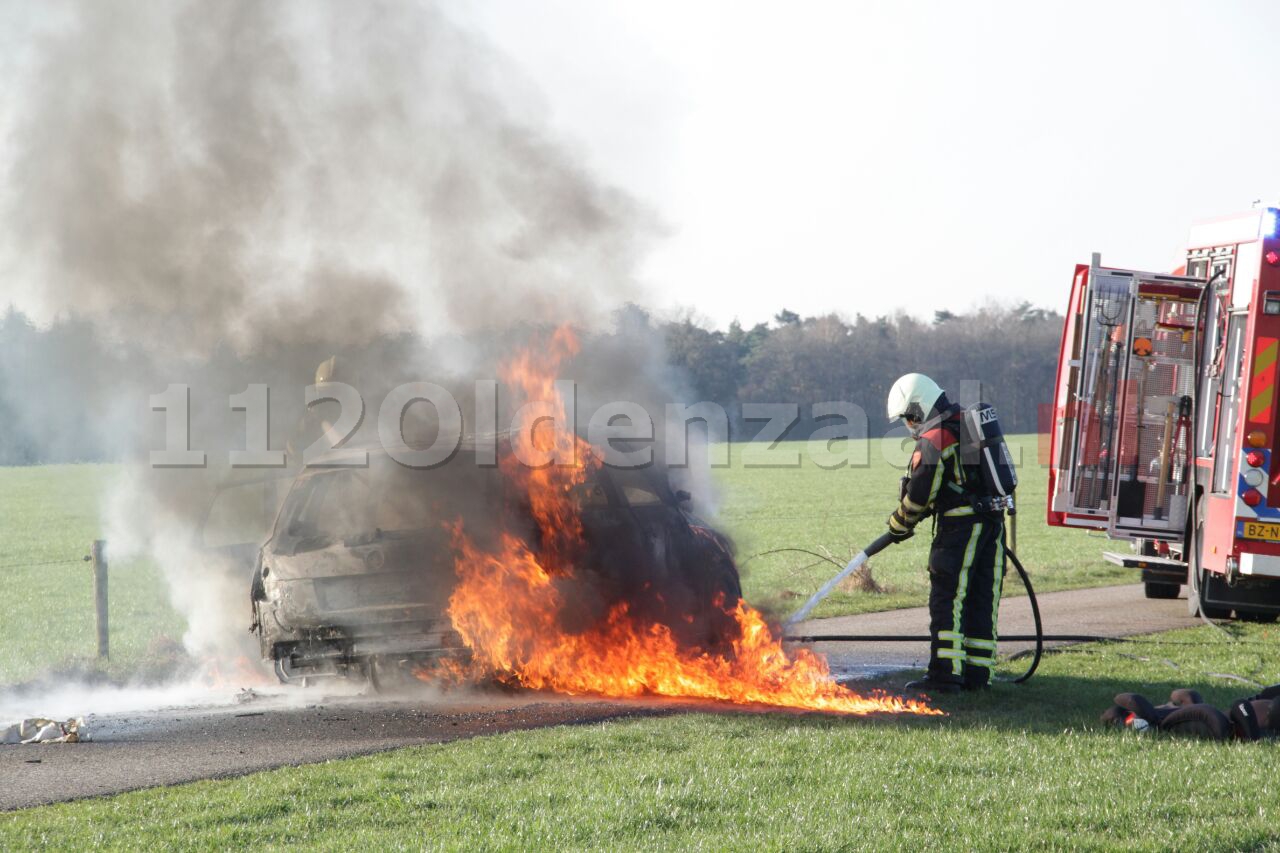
[1263,209,1279,239]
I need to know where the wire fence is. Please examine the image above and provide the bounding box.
[0,555,88,570]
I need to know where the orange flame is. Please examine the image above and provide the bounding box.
[201,655,271,690]
[443,326,938,716]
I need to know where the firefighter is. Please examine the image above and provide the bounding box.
[885,373,1007,694]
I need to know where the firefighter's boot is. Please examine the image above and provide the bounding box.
[904,675,962,695]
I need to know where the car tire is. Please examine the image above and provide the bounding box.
[1144,581,1180,600]
[690,551,744,649]
[707,552,743,608]
[368,656,412,693]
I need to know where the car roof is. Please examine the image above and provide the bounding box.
[298,436,668,488]
[304,432,512,467]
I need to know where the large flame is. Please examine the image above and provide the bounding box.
[443,326,938,716]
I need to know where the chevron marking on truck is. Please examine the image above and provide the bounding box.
[1249,338,1278,424]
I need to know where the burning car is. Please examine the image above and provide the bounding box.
[249,437,742,687]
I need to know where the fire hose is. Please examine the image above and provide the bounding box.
[781,524,1045,684]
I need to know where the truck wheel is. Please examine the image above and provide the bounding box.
[1238,611,1279,624]
[1187,502,1204,617]
[1144,581,1180,600]
[1188,568,1232,620]
[1187,500,1231,619]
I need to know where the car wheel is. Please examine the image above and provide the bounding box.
[706,552,743,608]
[692,552,741,648]
[367,656,408,693]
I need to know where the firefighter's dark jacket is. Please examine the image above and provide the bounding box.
[889,411,973,534]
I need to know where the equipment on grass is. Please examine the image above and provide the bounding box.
[1100,685,1280,741]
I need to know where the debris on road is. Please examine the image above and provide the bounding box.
[2,717,86,744]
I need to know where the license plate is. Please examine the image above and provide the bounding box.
[1242,521,1280,542]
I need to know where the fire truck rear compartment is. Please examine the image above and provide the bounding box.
[1053,265,1200,538]
[1049,214,1280,620]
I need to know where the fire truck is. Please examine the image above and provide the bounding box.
[1047,206,1280,621]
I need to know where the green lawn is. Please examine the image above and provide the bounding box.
[0,436,1127,686]
[0,465,184,686]
[4,623,1279,850]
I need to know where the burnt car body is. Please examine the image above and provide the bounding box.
[250,439,741,684]
[201,472,292,573]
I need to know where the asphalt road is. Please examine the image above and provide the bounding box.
[0,582,1196,812]
[0,690,665,811]
[796,582,1199,679]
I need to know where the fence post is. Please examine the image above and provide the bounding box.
[90,539,108,660]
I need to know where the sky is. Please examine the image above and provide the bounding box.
[5,2,1280,334]
[445,0,1280,329]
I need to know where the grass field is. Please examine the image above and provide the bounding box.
[0,465,182,686]
[4,623,1279,850]
[0,435,1126,686]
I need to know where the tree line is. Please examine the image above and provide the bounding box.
[662,302,1061,439]
[0,302,1062,464]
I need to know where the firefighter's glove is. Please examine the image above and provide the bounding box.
[886,520,914,543]
[887,526,914,543]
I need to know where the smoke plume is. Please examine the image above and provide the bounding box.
[4,0,656,351]
[0,1,684,674]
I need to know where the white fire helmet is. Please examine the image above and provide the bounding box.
[886,373,945,427]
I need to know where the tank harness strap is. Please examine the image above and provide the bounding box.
[942,495,1015,518]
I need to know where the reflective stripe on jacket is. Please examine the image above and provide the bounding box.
[888,415,969,534]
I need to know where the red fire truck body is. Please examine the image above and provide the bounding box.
[1048,207,1280,619]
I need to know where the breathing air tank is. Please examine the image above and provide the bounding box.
[962,402,1018,500]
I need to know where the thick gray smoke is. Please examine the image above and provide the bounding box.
[0,1,695,678]
[4,0,652,352]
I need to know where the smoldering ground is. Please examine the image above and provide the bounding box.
[0,0,720,700]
